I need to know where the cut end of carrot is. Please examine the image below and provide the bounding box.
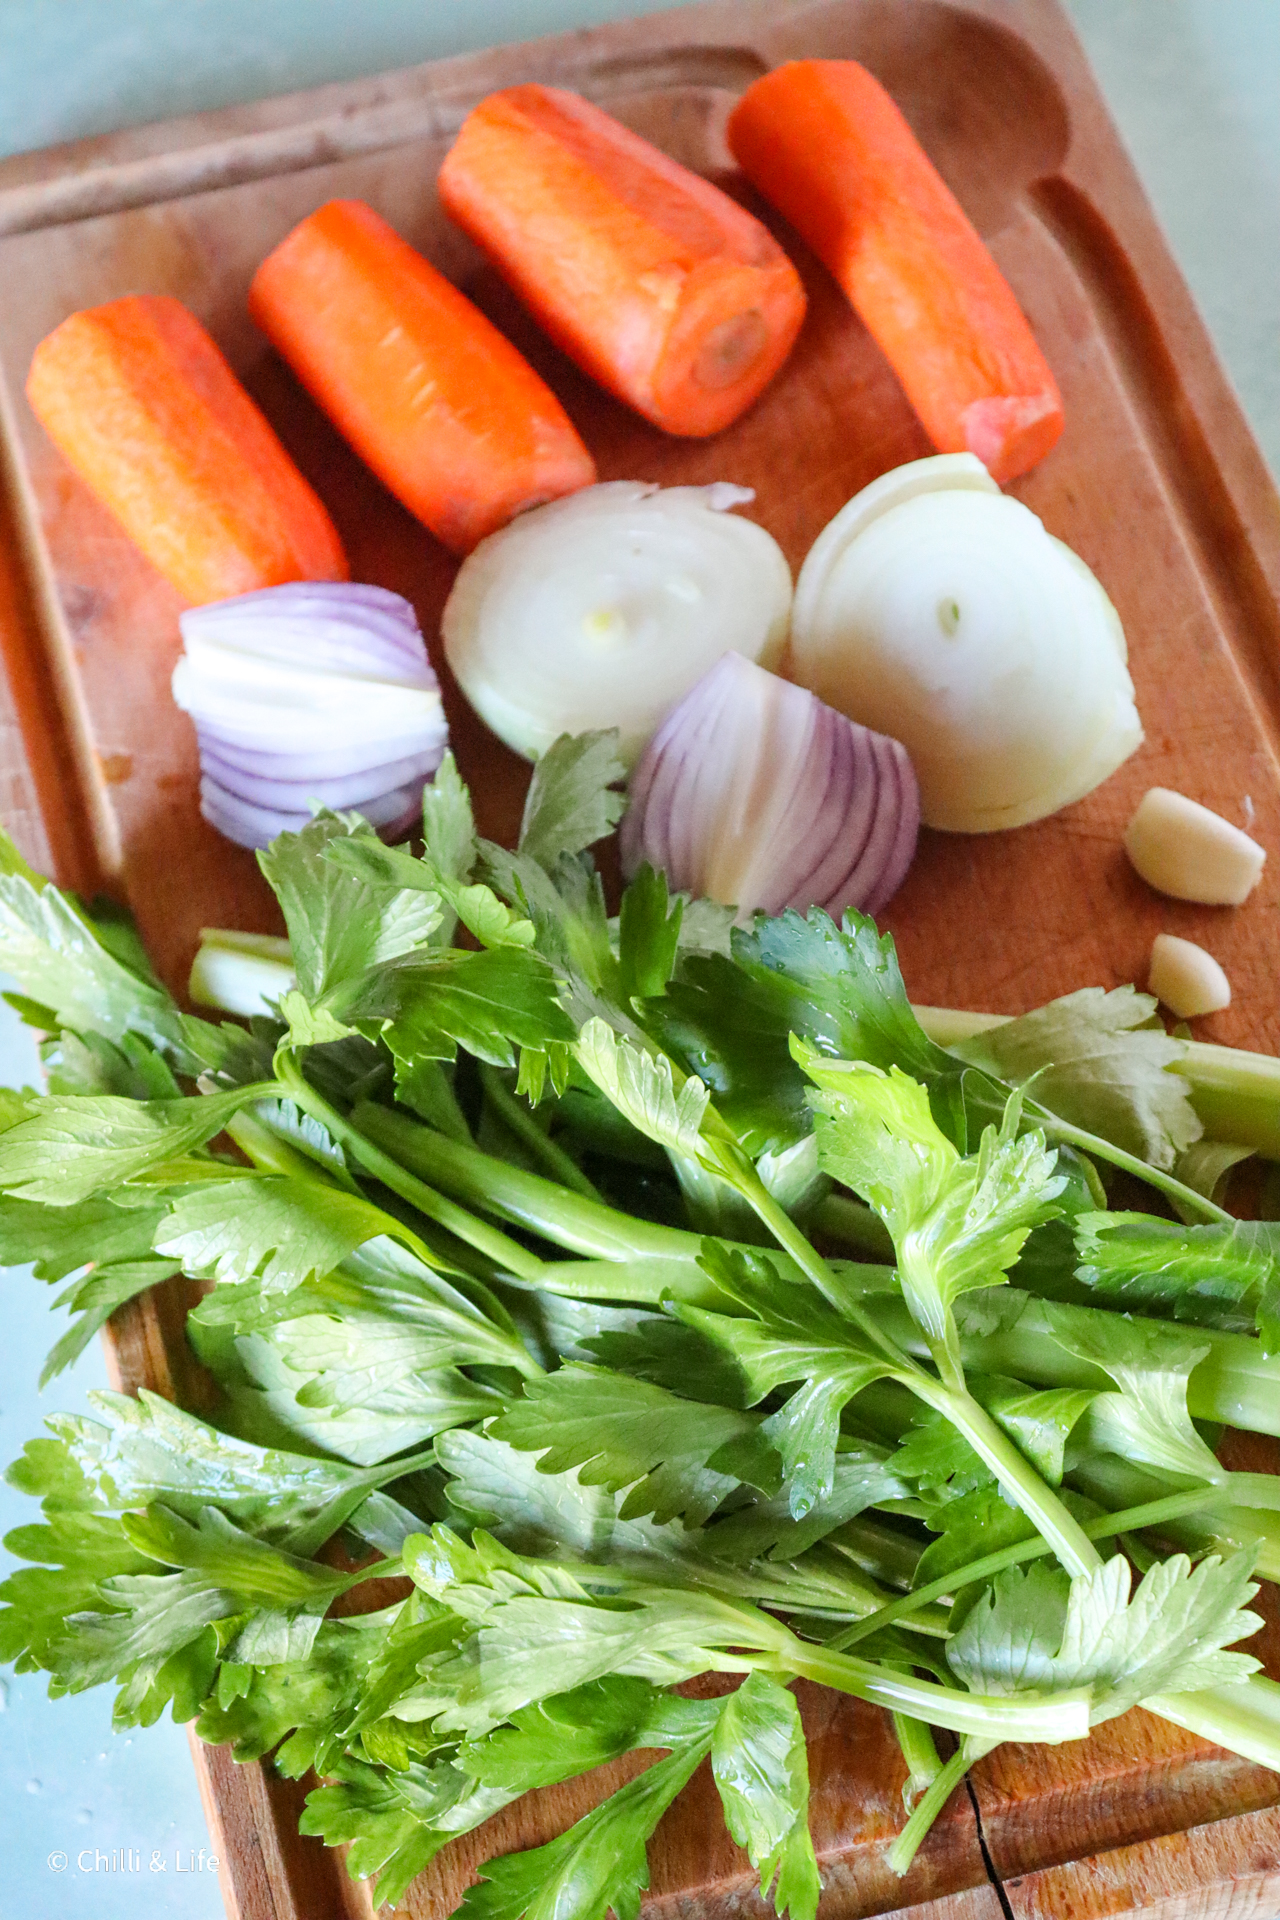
[27,294,347,603]
[962,392,1064,484]
[439,84,807,438]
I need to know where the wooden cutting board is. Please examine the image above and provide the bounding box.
[2,1,1280,1916]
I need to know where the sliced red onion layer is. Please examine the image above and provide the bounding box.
[621,652,920,922]
[173,582,449,850]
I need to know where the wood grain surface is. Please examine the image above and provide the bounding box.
[1,1,1279,1916]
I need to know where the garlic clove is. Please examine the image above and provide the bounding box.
[1124,788,1265,905]
[1148,933,1231,1019]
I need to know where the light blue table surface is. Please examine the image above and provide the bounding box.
[0,4,1277,1916]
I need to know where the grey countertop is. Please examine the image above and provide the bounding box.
[0,3,1276,1915]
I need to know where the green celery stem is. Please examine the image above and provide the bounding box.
[478,1065,605,1203]
[874,1289,1280,1441]
[732,1158,911,1368]
[353,1100,712,1264]
[1148,1675,1280,1772]
[828,1486,1255,1651]
[886,1743,981,1876]
[279,1070,547,1288]
[892,1711,943,1799]
[780,1640,1088,1745]
[919,1382,1100,1578]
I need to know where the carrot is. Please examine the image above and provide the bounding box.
[726,61,1064,483]
[437,85,807,439]
[25,295,347,605]
[248,199,596,556]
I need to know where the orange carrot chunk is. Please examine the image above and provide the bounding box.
[248,199,597,556]
[726,61,1064,483]
[26,295,347,605]
[437,85,808,439]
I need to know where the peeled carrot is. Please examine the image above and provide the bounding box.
[437,85,808,439]
[726,61,1064,483]
[248,199,596,556]
[26,295,348,605]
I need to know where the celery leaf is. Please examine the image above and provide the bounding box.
[948,987,1201,1171]
[948,1550,1261,1719]
[518,731,627,872]
[712,1672,820,1920]
[492,1362,777,1525]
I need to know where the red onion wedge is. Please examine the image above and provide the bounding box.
[172,582,448,849]
[621,652,920,921]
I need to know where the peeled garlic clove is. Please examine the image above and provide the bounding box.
[1124,788,1265,905]
[1149,933,1230,1019]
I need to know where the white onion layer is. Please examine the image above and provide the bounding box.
[441,481,792,764]
[790,454,1142,833]
[622,651,919,922]
[173,582,449,849]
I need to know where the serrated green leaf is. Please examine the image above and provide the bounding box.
[227,1328,495,1469]
[404,1526,774,1735]
[460,1736,711,1920]
[679,1248,891,1519]
[491,1364,775,1526]
[278,989,357,1047]
[439,1427,675,1563]
[42,1257,179,1385]
[435,1431,878,1623]
[0,853,195,1068]
[154,1176,403,1292]
[460,1676,717,1792]
[121,1503,348,1605]
[353,945,575,1072]
[949,987,1201,1172]
[800,1054,1064,1352]
[575,1021,711,1161]
[519,732,626,872]
[583,1311,749,1409]
[616,866,683,1004]
[423,750,478,882]
[0,1189,168,1278]
[703,1447,908,1564]
[325,833,535,953]
[303,1751,522,1911]
[52,1568,239,1694]
[645,910,963,1157]
[0,1510,154,1668]
[42,1026,183,1100]
[1043,1305,1223,1482]
[0,1085,257,1206]
[948,1550,1262,1720]
[712,1673,820,1920]
[1074,1213,1280,1353]
[259,811,442,1003]
[49,1388,412,1554]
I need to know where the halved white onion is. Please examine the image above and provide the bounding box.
[622,651,919,921]
[173,582,449,849]
[790,454,1143,832]
[441,481,792,763]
